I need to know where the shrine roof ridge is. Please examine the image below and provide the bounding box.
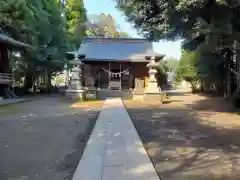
[82,37,150,43]
[65,37,164,62]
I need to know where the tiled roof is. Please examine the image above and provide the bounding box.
[76,37,164,62]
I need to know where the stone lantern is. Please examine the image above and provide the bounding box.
[65,53,86,101]
[143,54,165,102]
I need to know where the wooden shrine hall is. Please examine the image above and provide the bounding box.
[0,33,33,98]
[67,37,164,95]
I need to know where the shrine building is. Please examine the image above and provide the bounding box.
[67,37,164,94]
[0,33,33,98]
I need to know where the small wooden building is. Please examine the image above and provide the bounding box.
[0,33,33,98]
[68,37,160,92]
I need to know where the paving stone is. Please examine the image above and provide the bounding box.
[102,166,129,180]
[104,147,126,166]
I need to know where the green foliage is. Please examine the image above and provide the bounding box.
[197,52,226,80]
[65,0,86,48]
[1,0,87,90]
[117,0,240,96]
[118,32,130,37]
[86,13,131,38]
[176,49,200,83]
[0,0,33,41]
[176,48,226,92]
[116,0,240,51]
[163,58,178,71]
[156,61,168,87]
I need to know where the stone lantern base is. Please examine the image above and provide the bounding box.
[143,81,163,102]
[143,92,163,102]
[84,88,97,100]
[65,89,86,101]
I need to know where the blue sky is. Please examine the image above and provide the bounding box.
[83,0,182,60]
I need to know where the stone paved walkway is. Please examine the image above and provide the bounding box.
[73,98,160,180]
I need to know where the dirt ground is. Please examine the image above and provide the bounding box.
[0,95,103,180]
[124,92,240,180]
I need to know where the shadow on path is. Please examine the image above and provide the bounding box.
[125,96,240,180]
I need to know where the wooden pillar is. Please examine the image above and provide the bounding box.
[0,44,9,73]
[99,70,101,89]
[108,62,111,89]
[0,44,9,97]
[129,63,132,89]
[120,63,122,90]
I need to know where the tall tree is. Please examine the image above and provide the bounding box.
[64,0,86,49]
[116,0,238,43]
[86,13,118,37]
[163,58,179,71]
[0,0,82,91]
[118,31,130,37]
[0,0,35,42]
[116,0,240,64]
[176,49,200,90]
[117,0,240,97]
[86,13,130,38]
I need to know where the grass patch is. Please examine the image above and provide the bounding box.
[0,104,20,116]
[232,110,240,116]
[162,92,173,104]
[127,98,143,102]
[162,99,173,104]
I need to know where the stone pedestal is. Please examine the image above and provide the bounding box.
[143,56,164,102]
[65,89,85,101]
[65,54,86,101]
[84,77,97,100]
[143,93,163,102]
[134,78,145,95]
[132,78,145,100]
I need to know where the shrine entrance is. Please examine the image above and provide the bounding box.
[109,68,121,90]
[98,62,132,90]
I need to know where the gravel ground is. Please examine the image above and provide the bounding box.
[124,93,240,180]
[0,95,103,180]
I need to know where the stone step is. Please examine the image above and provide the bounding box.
[97,89,133,99]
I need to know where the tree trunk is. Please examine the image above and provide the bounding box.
[224,49,232,100]
[190,81,196,93]
[227,66,231,99]
[24,71,34,91]
[47,74,52,93]
[200,79,204,92]
[44,67,52,93]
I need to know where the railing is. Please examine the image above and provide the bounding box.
[0,73,13,84]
